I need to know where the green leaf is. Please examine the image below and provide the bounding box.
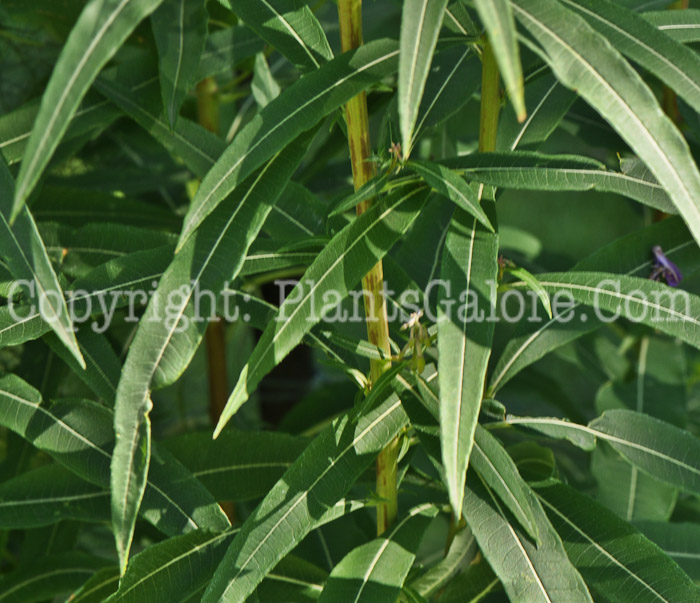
[473,0,526,121]
[105,529,237,603]
[471,426,540,545]
[436,560,499,603]
[507,266,552,319]
[219,0,333,70]
[13,0,166,216]
[511,0,700,250]
[215,184,428,434]
[317,504,438,602]
[563,0,700,117]
[592,336,683,521]
[110,133,312,573]
[413,45,480,139]
[636,521,700,581]
[0,155,84,368]
[32,185,180,230]
[512,271,700,351]
[240,241,316,277]
[502,415,597,451]
[178,39,398,250]
[94,66,225,179]
[438,205,498,519]
[408,160,494,231]
[44,328,122,404]
[0,464,109,529]
[489,216,700,393]
[590,409,700,496]
[0,554,111,603]
[151,0,208,128]
[497,73,576,151]
[252,52,281,108]
[536,481,700,602]
[462,472,592,602]
[398,369,541,545]
[444,151,675,214]
[409,521,475,598]
[203,394,407,602]
[592,443,677,522]
[256,556,328,602]
[643,9,700,44]
[0,375,228,539]
[0,26,259,166]
[70,567,121,603]
[161,429,308,502]
[398,0,449,157]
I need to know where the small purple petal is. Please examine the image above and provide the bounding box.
[651,245,682,286]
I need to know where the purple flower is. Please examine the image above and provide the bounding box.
[650,245,682,287]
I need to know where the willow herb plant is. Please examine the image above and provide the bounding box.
[3,0,700,601]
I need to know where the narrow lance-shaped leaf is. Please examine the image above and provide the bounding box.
[489,216,700,393]
[536,481,700,602]
[0,25,262,166]
[408,160,494,231]
[473,0,526,121]
[497,72,576,152]
[105,530,237,603]
[397,368,540,543]
[203,393,408,602]
[643,9,700,44]
[178,39,399,250]
[471,426,539,544]
[317,504,438,602]
[70,567,121,603]
[590,409,700,496]
[399,0,449,157]
[0,554,111,603]
[444,151,675,214]
[592,336,683,522]
[0,464,109,529]
[111,132,314,574]
[218,0,333,70]
[505,410,700,496]
[439,205,498,519]
[562,0,700,117]
[0,157,84,368]
[94,66,225,179]
[215,185,429,435]
[511,0,700,250]
[409,518,476,598]
[0,375,228,540]
[636,521,700,580]
[462,472,592,602]
[510,271,700,353]
[151,0,208,128]
[161,429,307,502]
[12,0,166,218]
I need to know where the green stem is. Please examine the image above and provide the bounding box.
[338,0,397,535]
[479,39,501,154]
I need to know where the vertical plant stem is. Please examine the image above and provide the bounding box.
[479,40,501,154]
[195,77,229,424]
[196,76,236,523]
[338,0,397,535]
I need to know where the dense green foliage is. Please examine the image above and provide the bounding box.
[2,0,700,601]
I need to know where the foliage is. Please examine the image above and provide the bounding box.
[2,0,700,601]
